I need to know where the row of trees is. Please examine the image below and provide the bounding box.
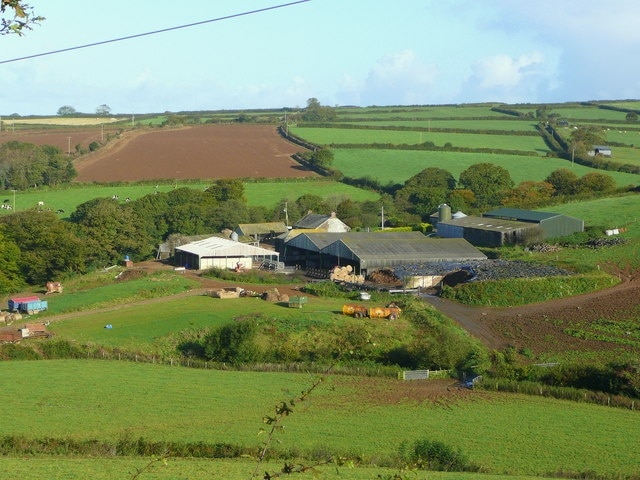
[0,141,76,189]
[57,104,112,116]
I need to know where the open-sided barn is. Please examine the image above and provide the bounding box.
[174,236,279,271]
[280,231,486,275]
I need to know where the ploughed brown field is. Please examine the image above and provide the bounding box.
[74,125,315,182]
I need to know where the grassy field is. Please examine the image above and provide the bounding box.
[291,127,549,153]
[340,119,542,131]
[331,148,640,186]
[0,180,379,218]
[335,105,508,119]
[0,458,556,480]
[0,360,638,478]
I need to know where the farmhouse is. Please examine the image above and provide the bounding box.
[280,231,486,275]
[437,208,584,247]
[174,236,280,271]
[292,212,351,232]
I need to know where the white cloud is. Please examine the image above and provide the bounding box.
[360,50,438,105]
[472,52,545,89]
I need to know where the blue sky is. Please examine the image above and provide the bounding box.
[1,0,640,115]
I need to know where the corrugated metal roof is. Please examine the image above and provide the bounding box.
[286,231,486,269]
[236,222,287,236]
[176,236,279,258]
[293,213,330,229]
[285,232,345,251]
[439,215,532,232]
[483,208,559,222]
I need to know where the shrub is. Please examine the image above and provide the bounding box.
[399,437,477,472]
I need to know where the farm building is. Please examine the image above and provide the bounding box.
[437,208,583,247]
[280,231,486,275]
[437,216,542,247]
[234,222,288,243]
[292,212,351,232]
[483,208,584,239]
[589,145,612,157]
[174,236,280,271]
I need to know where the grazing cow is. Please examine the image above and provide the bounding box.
[125,197,131,202]
[37,201,44,206]
[55,209,65,214]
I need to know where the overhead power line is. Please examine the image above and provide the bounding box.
[0,0,310,65]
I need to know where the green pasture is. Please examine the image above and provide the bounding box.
[338,119,541,132]
[511,105,629,121]
[0,360,638,478]
[0,180,378,218]
[335,105,508,119]
[541,194,640,230]
[48,294,347,350]
[332,148,640,186]
[600,101,640,110]
[0,459,557,480]
[292,127,549,154]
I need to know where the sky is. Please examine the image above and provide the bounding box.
[1,0,640,116]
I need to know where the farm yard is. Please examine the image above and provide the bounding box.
[0,101,640,479]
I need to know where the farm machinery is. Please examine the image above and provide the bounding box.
[342,303,401,320]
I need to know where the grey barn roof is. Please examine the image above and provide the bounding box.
[483,208,566,223]
[286,231,486,269]
[438,215,533,232]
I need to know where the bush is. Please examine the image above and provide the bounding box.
[399,437,478,472]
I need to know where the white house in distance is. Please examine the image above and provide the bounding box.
[174,236,279,270]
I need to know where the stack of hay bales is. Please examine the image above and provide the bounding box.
[0,311,22,323]
[208,287,244,299]
[262,288,289,303]
[329,265,365,284]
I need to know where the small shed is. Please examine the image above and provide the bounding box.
[589,145,612,157]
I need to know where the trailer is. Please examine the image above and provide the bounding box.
[8,296,40,312]
[342,303,401,320]
[8,297,48,315]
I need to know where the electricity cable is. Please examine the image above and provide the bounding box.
[0,0,310,65]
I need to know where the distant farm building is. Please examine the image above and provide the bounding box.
[588,145,612,157]
[234,222,288,243]
[174,236,280,271]
[292,212,351,232]
[279,231,486,275]
[437,208,583,247]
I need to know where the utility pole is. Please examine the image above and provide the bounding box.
[67,137,71,154]
[284,201,289,228]
[381,205,385,230]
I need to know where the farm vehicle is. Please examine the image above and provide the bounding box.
[342,303,401,320]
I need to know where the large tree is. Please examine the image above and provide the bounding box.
[57,105,77,116]
[394,167,456,220]
[1,0,43,35]
[0,210,87,285]
[458,163,514,209]
[569,125,606,157]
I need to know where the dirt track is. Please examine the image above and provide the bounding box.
[424,264,640,353]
